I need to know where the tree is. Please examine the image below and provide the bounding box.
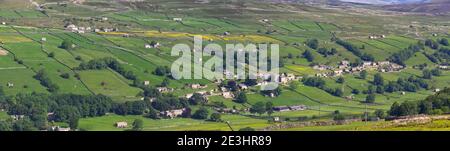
[0,121,12,131]
[440,38,449,46]
[360,70,368,79]
[210,113,222,122]
[154,66,170,76]
[376,86,385,94]
[192,107,209,120]
[306,39,319,49]
[189,93,207,105]
[374,109,386,119]
[389,102,401,116]
[431,68,441,76]
[160,78,170,87]
[250,102,266,116]
[333,112,345,122]
[13,118,37,131]
[399,101,418,116]
[69,116,79,130]
[60,40,75,50]
[352,89,360,95]
[244,78,258,86]
[266,102,274,116]
[145,107,159,119]
[422,69,432,79]
[365,94,376,103]
[373,73,384,86]
[235,92,248,104]
[226,80,238,91]
[336,77,345,84]
[132,119,143,131]
[48,52,55,58]
[60,73,70,79]
[303,50,314,62]
[418,100,433,115]
[334,88,343,97]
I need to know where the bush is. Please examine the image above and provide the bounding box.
[192,107,209,120]
[210,113,222,122]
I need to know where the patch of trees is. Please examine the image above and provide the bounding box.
[153,66,171,76]
[303,50,314,62]
[384,76,429,93]
[425,39,439,50]
[34,69,59,93]
[250,102,275,116]
[439,38,449,46]
[336,39,374,61]
[430,47,450,64]
[388,45,421,66]
[317,47,337,57]
[192,107,209,119]
[4,93,114,130]
[77,57,137,80]
[60,40,75,50]
[234,92,247,104]
[306,39,319,50]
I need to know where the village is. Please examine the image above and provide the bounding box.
[313,60,404,77]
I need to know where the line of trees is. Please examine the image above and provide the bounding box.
[34,69,59,93]
[336,39,374,61]
[388,45,421,66]
[77,57,137,81]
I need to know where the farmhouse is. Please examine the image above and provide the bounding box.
[7,82,14,88]
[115,122,128,128]
[190,84,207,89]
[185,93,194,99]
[238,84,248,90]
[0,48,8,56]
[273,117,280,122]
[215,108,238,114]
[51,126,71,131]
[160,108,186,119]
[10,115,25,121]
[1,22,5,25]
[222,92,234,99]
[289,105,307,111]
[41,37,47,42]
[438,65,448,70]
[173,18,182,21]
[143,81,150,86]
[273,106,290,112]
[156,87,174,93]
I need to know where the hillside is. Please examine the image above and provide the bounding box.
[0,0,449,131]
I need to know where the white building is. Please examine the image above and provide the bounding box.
[116,122,128,128]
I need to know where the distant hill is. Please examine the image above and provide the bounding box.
[384,0,450,14]
[339,0,429,5]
